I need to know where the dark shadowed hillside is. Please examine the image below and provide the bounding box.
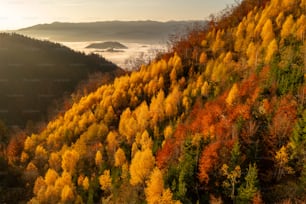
[0,33,123,128]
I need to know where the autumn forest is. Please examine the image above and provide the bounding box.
[1,0,306,203]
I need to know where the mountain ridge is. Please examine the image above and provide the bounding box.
[16,20,207,42]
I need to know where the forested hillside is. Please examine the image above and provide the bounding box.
[7,0,305,203]
[0,33,123,128]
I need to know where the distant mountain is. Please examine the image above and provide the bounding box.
[0,33,123,128]
[17,20,207,43]
[86,41,128,49]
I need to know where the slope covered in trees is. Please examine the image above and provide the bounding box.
[0,33,123,128]
[7,0,305,203]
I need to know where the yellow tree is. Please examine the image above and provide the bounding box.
[164,125,173,140]
[95,150,103,167]
[201,81,210,97]
[49,152,62,172]
[130,149,155,185]
[145,168,180,204]
[281,15,294,39]
[226,83,239,106]
[135,101,150,132]
[106,131,119,154]
[246,42,257,68]
[61,185,74,203]
[119,108,137,143]
[114,148,126,167]
[82,176,89,191]
[150,90,165,127]
[165,86,181,117]
[140,130,153,151]
[296,14,306,40]
[212,30,225,54]
[276,12,285,28]
[61,149,80,173]
[145,168,164,204]
[265,39,278,63]
[235,22,245,52]
[33,176,46,196]
[261,19,275,47]
[99,170,112,191]
[199,52,207,64]
[274,146,294,181]
[221,164,241,200]
[45,168,59,186]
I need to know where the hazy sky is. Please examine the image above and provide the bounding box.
[0,0,237,30]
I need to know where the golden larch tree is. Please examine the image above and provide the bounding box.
[114,147,126,167]
[261,19,275,47]
[140,130,153,151]
[61,185,74,203]
[246,42,257,68]
[145,168,179,204]
[281,15,294,39]
[130,149,155,185]
[95,150,103,167]
[82,176,89,191]
[45,168,59,186]
[199,52,207,64]
[99,170,112,191]
[265,39,278,63]
[145,168,164,204]
[61,149,80,173]
[226,83,239,106]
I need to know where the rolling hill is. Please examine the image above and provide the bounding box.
[4,0,306,203]
[0,33,123,128]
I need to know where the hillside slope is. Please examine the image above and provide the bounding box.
[11,0,305,203]
[0,33,123,128]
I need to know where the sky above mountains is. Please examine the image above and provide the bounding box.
[0,0,236,30]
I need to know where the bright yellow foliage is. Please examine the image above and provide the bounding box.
[164,125,173,140]
[226,83,239,106]
[45,168,58,186]
[82,176,89,190]
[33,176,46,196]
[276,12,285,28]
[261,19,275,47]
[281,15,294,39]
[265,39,278,63]
[275,146,294,180]
[296,14,306,40]
[24,136,35,151]
[246,42,257,67]
[48,153,61,171]
[114,148,126,167]
[199,52,207,64]
[145,168,180,204]
[165,86,181,117]
[145,168,164,204]
[95,150,103,167]
[140,130,153,150]
[130,149,155,185]
[106,131,119,153]
[99,170,112,191]
[61,149,79,173]
[61,185,74,202]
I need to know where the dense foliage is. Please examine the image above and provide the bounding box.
[3,0,306,203]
